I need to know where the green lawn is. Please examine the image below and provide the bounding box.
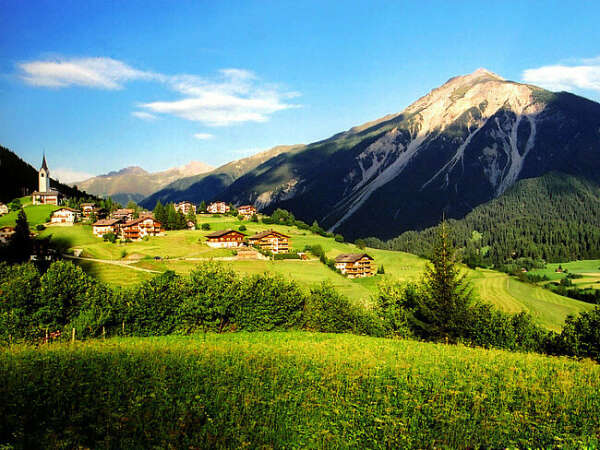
[0,200,60,228]
[3,332,599,448]
[37,213,596,330]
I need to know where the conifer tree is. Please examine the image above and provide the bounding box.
[10,208,32,262]
[415,220,474,341]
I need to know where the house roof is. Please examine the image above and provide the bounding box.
[81,203,96,207]
[248,229,290,239]
[334,253,374,263]
[32,190,59,196]
[53,207,81,213]
[205,229,246,238]
[93,218,122,226]
[113,208,135,214]
[0,226,15,232]
[238,205,255,209]
[122,217,161,227]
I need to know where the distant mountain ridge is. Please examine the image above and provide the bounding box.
[215,68,600,240]
[139,145,304,209]
[77,161,213,205]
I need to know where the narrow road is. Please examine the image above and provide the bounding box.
[62,254,162,273]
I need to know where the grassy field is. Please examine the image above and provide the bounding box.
[34,213,596,329]
[530,259,600,289]
[0,197,60,228]
[2,332,599,448]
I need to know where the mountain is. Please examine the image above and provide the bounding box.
[0,145,95,203]
[220,69,600,240]
[76,161,213,205]
[366,172,600,263]
[139,145,304,209]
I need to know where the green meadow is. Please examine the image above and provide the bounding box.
[529,259,600,289]
[2,332,599,448]
[0,197,59,228]
[35,212,595,330]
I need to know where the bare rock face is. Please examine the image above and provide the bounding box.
[220,68,600,240]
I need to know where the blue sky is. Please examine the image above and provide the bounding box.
[2,0,600,182]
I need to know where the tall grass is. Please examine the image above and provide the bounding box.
[2,332,599,448]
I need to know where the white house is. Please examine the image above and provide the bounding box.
[50,207,81,225]
[32,156,60,205]
[207,201,230,214]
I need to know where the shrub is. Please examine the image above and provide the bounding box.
[273,252,301,260]
[554,307,600,361]
[36,224,46,231]
[103,232,116,243]
[373,280,416,338]
[304,282,384,336]
[239,225,247,231]
[334,234,344,243]
[201,223,211,230]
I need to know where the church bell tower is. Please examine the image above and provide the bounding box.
[39,155,50,193]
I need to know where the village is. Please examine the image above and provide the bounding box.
[0,156,377,280]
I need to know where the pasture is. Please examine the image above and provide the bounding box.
[34,212,596,330]
[2,332,599,448]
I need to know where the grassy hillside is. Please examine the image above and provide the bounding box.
[38,214,594,330]
[0,197,60,228]
[2,333,599,448]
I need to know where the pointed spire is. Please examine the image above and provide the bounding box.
[41,153,48,172]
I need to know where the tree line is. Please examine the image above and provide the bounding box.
[1,224,598,362]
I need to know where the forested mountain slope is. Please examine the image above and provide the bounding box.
[0,146,93,203]
[366,172,600,262]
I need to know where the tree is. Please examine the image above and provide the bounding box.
[186,210,197,228]
[8,199,21,212]
[355,239,366,250]
[414,220,474,341]
[199,200,207,213]
[9,209,32,262]
[153,201,166,226]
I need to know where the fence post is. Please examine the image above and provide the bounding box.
[45,328,48,344]
[71,327,75,343]
[102,326,106,340]
[122,321,125,336]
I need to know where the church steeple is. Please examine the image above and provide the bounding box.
[39,153,50,193]
[41,154,49,173]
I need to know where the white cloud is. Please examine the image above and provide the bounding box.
[52,167,96,184]
[522,57,600,92]
[140,69,299,126]
[19,56,300,126]
[193,133,214,140]
[132,111,157,121]
[18,57,160,89]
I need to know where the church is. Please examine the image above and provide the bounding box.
[32,155,60,205]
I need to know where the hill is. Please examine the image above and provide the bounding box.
[139,144,304,209]
[76,161,213,204]
[0,146,93,203]
[368,172,600,263]
[2,333,599,448]
[38,214,594,330]
[215,69,600,240]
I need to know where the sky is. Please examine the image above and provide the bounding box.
[2,0,600,183]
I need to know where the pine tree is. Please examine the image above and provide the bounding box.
[10,208,33,262]
[153,201,166,226]
[415,220,474,341]
[166,204,178,230]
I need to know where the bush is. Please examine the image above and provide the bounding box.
[304,282,385,336]
[373,280,416,338]
[239,225,247,231]
[201,223,210,230]
[273,252,301,260]
[334,234,344,243]
[102,232,116,243]
[553,307,600,361]
[35,224,46,231]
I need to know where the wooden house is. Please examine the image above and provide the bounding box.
[0,226,15,243]
[119,217,162,241]
[175,201,197,215]
[0,203,8,216]
[247,229,290,254]
[205,229,246,248]
[92,218,122,238]
[50,207,81,225]
[237,205,257,218]
[80,203,96,218]
[207,201,230,214]
[334,253,375,278]
[111,208,136,221]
